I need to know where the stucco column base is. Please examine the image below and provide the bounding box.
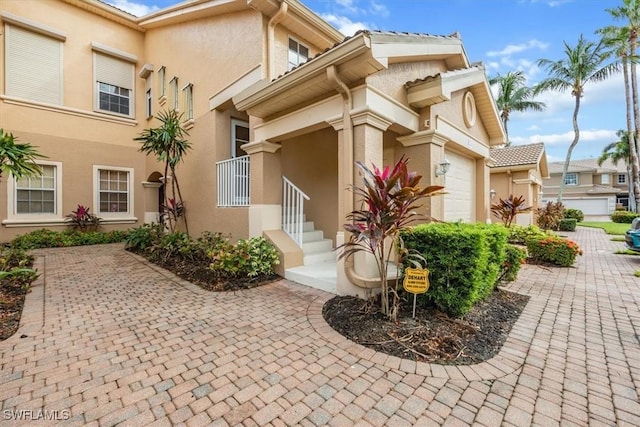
[249,204,281,237]
[242,140,282,205]
[142,181,162,225]
[337,232,382,298]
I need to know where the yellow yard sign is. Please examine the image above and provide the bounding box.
[403,268,429,294]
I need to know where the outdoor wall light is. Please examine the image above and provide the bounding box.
[490,189,497,199]
[435,158,451,177]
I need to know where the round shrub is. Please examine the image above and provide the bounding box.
[558,218,577,232]
[502,244,527,282]
[526,236,582,267]
[507,224,547,245]
[563,208,584,223]
[611,210,640,223]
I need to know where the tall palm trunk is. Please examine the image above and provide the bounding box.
[171,168,190,236]
[501,115,510,146]
[558,95,581,202]
[631,28,640,210]
[623,54,640,212]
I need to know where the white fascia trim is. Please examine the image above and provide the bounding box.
[91,41,138,63]
[1,12,67,41]
[209,65,262,111]
[2,219,67,228]
[436,115,490,158]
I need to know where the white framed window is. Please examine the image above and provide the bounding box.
[618,174,627,184]
[94,166,133,217]
[7,161,62,220]
[564,173,578,186]
[601,174,610,185]
[94,51,135,117]
[158,66,166,98]
[183,84,193,120]
[288,37,309,71]
[169,77,179,111]
[5,24,64,105]
[231,119,249,157]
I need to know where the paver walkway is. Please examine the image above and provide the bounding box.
[1,227,639,426]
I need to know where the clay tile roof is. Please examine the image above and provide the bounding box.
[272,29,461,82]
[547,158,625,174]
[404,65,484,89]
[490,143,545,168]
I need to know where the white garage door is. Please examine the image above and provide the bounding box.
[443,150,475,222]
[557,198,610,215]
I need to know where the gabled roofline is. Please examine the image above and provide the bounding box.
[62,0,144,31]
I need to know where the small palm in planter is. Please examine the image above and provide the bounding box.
[65,204,101,232]
[339,157,444,320]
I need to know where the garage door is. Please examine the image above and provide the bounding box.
[556,198,610,215]
[443,150,475,222]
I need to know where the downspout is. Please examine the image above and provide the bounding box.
[267,2,288,80]
[328,65,393,289]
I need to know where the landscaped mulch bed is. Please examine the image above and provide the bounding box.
[323,288,529,365]
[0,281,29,341]
[127,248,280,291]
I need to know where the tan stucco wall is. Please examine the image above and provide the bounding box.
[431,90,491,144]
[366,61,448,105]
[281,127,338,245]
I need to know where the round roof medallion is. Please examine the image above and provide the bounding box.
[463,91,477,128]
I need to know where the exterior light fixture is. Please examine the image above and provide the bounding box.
[435,158,451,177]
[490,189,497,199]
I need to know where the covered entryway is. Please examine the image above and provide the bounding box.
[444,150,475,222]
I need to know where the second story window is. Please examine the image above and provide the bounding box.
[158,66,166,99]
[618,174,627,184]
[601,174,610,185]
[5,24,64,105]
[183,84,193,120]
[288,38,309,71]
[169,77,179,111]
[564,173,578,186]
[94,52,134,117]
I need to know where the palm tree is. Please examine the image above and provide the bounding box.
[489,71,546,145]
[598,130,630,166]
[0,129,45,182]
[135,109,192,234]
[605,0,640,211]
[536,35,618,202]
[597,25,640,211]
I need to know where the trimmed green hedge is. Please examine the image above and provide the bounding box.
[610,210,640,223]
[9,229,128,250]
[526,236,582,266]
[558,218,577,232]
[401,223,508,317]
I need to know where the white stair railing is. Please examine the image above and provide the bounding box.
[282,176,310,247]
[216,156,250,207]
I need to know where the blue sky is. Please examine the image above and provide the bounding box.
[109,0,626,163]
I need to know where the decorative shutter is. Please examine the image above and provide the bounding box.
[5,25,62,105]
[94,53,133,89]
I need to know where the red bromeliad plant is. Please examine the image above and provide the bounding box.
[64,204,101,232]
[490,194,532,227]
[339,156,444,320]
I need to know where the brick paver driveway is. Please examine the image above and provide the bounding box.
[1,227,639,426]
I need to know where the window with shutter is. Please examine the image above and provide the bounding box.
[94,52,134,117]
[5,24,63,105]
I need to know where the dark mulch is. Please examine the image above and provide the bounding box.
[127,248,280,291]
[323,289,529,365]
[0,284,27,341]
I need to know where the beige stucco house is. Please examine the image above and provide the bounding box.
[0,0,505,295]
[542,158,629,215]
[489,143,548,225]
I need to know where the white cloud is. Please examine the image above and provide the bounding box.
[321,14,368,36]
[105,0,159,16]
[527,124,541,131]
[511,129,618,146]
[336,0,359,14]
[369,1,389,18]
[487,39,549,58]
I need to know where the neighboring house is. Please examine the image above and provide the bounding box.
[489,142,549,225]
[0,0,505,296]
[542,158,629,215]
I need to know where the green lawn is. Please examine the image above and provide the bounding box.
[578,221,629,235]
